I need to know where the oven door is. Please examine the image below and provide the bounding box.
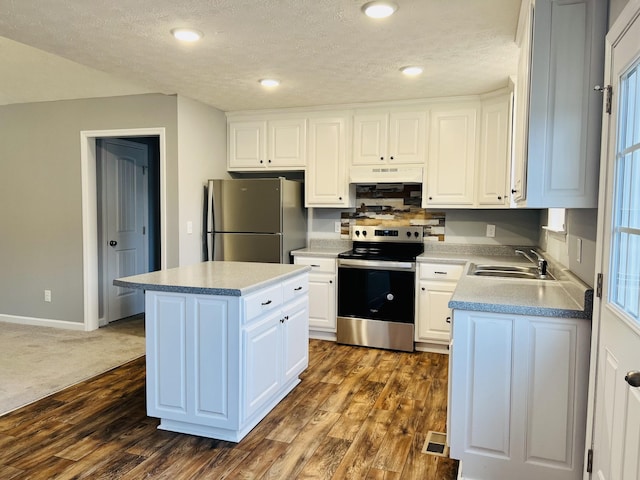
[337,259,416,323]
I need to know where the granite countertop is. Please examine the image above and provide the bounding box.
[114,261,311,297]
[417,245,593,319]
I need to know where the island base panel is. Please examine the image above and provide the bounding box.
[154,377,301,442]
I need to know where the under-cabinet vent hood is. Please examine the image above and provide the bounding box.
[349,166,423,184]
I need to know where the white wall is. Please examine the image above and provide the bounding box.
[177,96,228,266]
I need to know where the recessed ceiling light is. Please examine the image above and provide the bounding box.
[259,79,280,87]
[170,28,203,42]
[401,66,423,76]
[362,1,398,19]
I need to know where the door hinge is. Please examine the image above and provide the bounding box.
[596,273,603,298]
[142,226,146,235]
[586,448,593,473]
[595,85,612,114]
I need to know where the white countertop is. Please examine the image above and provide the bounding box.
[114,261,310,297]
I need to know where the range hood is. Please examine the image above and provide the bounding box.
[349,166,423,184]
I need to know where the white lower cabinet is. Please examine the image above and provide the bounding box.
[145,272,309,442]
[415,263,464,345]
[450,310,591,480]
[294,255,337,333]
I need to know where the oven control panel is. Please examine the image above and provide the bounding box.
[350,225,424,243]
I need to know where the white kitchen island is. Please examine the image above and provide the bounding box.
[114,261,310,442]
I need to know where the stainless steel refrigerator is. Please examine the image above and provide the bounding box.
[203,178,307,263]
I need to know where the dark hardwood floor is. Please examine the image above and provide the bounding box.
[0,340,458,479]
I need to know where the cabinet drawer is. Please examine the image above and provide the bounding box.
[420,263,464,281]
[282,274,309,303]
[244,283,283,322]
[294,256,337,274]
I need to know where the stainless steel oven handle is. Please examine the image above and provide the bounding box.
[338,259,416,272]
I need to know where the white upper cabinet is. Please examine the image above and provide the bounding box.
[228,118,306,170]
[477,92,512,207]
[305,114,354,208]
[424,102,479,207]
[352,109,426,165]
[511,0,606,208]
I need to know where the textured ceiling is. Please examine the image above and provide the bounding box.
[0,0,521,112]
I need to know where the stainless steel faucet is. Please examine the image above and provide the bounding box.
[515,249,548,276]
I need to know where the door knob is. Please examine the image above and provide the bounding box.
[625,371,640,387]
[109,240,118,247]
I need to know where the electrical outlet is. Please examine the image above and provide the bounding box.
[44,290,51,302]
[187,220,193,235]
[486,224,496,237]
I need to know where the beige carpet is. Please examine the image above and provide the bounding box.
[0,315,145,416]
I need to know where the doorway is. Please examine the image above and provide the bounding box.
[96,137,161,323]
[590,3,640,478]
[80,127,167,331]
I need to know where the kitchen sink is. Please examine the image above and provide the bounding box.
[473,264,538,273]
[468,263,554,280]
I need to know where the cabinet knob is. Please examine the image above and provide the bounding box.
[497,196,502,200]
[260,160,263,164]
[389,156,394,160]
[280,318,285,323]
[380,156,384,161]
[329,280,333,284]
[338,196,343,200]
[268,159,272,163]
[421,287,425,291]
[446,316,451,324]
[511,189,518,194]
[428,196,433,200]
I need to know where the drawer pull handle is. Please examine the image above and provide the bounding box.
[434,271,448,275]
[446,316,451,324]
[261,300,272,306]
[311,264,321,268]
[294,286,303,291]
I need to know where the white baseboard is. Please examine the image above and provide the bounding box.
[415,341,450,354]
[309,330,337,341]
[0,314,86,331]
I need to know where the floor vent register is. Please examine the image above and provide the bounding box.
[422,431,449,457]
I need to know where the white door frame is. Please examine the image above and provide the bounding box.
[80,127,167,331]
[586,0,640,475]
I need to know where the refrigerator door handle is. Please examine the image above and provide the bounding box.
[202,184,209,261]
[207,180,216,261]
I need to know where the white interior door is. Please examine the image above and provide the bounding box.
[593,5,640,479]
[103,138,148,322]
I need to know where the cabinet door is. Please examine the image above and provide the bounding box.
[416,280,454,343]
[514,0,606,208]
[308,273,336,331]
[242,310,282,420]
[306,116,351,207]
[425,105,478,206]
[282,297,309,383]
[477,95,511,207]
[511,1,533,204]
[268,118,306,168]
[450,310,591,480]
[228,121,267,169]
[352,113,388,165]
[388,110,426,164]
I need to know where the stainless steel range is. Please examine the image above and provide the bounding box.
[337,226,424,352]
